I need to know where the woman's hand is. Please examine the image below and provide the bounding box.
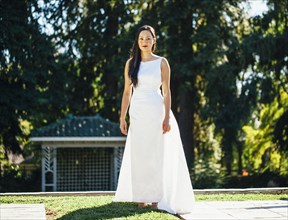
[162,117,171,134]
[120,118,128,135]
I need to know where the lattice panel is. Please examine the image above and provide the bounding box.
[43,147,55,173]
[116,147,124,181]
[42,146,56,191]
[57,148,113,191]
[111,147,124,190]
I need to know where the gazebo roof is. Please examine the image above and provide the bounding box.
[31,114,123,138]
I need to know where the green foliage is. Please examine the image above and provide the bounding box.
[191,157,225,189]
[242,90,288,175]
[0,0,70,155]
[42,0,135,121]
[0,163,41,192]
[274,111,288,152]
[0,143,41,192]
[1,0,287,186]
[222,171,288,188]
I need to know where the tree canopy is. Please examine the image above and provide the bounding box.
[1,0,287,177]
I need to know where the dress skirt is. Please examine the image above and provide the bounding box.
[114,89,195,214]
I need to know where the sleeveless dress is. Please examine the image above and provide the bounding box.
[114,57,195,214]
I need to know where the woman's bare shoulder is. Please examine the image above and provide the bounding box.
[160,57,170,68]
[126,58,132,65]
[124,58,132,71]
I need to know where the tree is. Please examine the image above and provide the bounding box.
[240,0,288,174]
[133,0,249,172]
[242,89,288,175]
[0,0,69,156]
[42,0,136,121]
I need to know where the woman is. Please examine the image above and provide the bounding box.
[114,25,195,215]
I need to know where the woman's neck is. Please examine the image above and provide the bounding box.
[141,52,154,61]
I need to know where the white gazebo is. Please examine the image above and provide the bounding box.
[30,114,126,192]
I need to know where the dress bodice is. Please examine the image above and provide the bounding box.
[134,57,162,92]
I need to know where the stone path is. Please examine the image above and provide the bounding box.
[0,204,46,220]
[180,200,288,220]
[0,199,287,220]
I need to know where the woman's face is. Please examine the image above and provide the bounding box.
[138,30,155,52]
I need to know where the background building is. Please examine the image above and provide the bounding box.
[30,114,125,192]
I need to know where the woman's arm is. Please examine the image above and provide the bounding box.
[119,59,133,135]
[161,58,171,134]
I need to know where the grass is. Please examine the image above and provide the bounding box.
[1,194,287,220]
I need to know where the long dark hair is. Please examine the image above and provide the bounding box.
[128,25,157,87]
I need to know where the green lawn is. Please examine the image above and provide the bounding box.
[1,194,287,220]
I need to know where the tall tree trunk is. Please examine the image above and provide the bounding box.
[222,134,233,175]
[178,89,195,169]
[237,141,243,175]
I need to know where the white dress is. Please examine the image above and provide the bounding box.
[114,57,195,214]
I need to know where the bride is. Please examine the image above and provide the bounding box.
[114,25,195,215]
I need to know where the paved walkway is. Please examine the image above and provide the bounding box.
[180,200,288,220]
[0,200,287,220]
[0,204,46,220]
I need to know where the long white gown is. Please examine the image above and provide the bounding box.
[114,57,195,214]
